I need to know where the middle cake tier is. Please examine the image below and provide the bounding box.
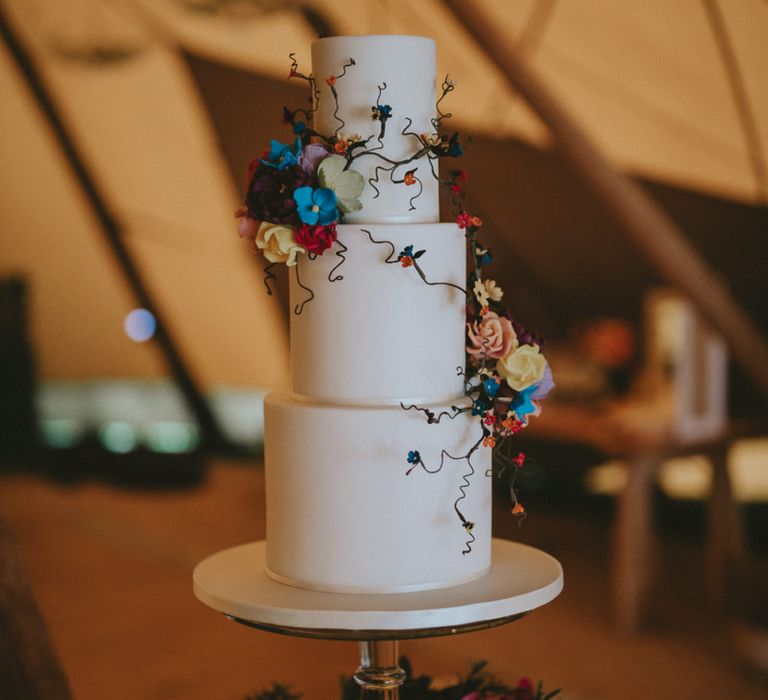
[265,391,492,593]
[290,223,466,405]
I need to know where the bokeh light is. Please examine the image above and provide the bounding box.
[124,308,156,342]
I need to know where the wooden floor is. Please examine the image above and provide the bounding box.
[1,460,766,700]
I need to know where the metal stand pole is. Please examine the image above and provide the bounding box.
[354,640,406,699]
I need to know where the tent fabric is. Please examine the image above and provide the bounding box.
[0,4,289,391]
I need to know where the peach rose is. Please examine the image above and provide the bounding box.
[467,311,517,360]
[496,343,547,391]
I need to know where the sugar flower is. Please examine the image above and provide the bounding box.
[483,377,501,397]
[317,155,364,213]
[531,363,555,400]
[298,143,331,177]
[333,133,361,155]
[371,104,392,121]
[293,186,339,226]
[510,385,538,423]
[294,223,337,255]
[253,222,305,266]
[236,212,260,253]
[467,311,517,360]
[473,278,490,307]
[496,343,547,392]
[264,137,302,170]
[246,164,309,226]
[483,279,503,302]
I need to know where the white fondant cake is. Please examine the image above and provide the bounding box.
[263,35,493,593]
[265,393,491,593]
[290,223,465,405]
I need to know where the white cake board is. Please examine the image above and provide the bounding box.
[194,539,563,639]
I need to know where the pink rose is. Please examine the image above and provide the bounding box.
[237,213,261,253]
[467,311,517,360]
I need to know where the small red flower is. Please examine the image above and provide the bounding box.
[457,212,472,228]
[470,215,483,227]
[289,68,298,78]
[511,501,525,515]
[483,414,497,426]
[512,452,526,469]
[404,170,417,186]
[450,183,462,195]
[334,140,349,155]
[483,435,496,448]
[400,256,414,268]
[326,75,336,87]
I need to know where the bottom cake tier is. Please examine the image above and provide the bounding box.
[264,391,492,593]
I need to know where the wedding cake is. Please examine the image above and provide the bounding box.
[237,35,551,595]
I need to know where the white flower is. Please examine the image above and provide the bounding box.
[318,155,364,213]
[421,132,441,146]
[483,279,503,302]
[473,278,489,307]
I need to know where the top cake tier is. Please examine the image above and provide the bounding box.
[312,35,439,224]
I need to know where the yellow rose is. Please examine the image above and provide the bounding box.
[255,222,305,266]
[496,344,547,391]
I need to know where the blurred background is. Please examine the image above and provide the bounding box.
[1,1,766,698]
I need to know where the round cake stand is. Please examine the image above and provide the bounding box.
[194,538,563,698]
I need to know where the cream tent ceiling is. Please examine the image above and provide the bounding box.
[1,0,766,395]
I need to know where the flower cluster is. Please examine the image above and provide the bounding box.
[403,169,553,528]
[454,169,554,448]
[236,140,363,265]
[249,658,560,700]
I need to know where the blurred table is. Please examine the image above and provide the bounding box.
[527,400,750,631]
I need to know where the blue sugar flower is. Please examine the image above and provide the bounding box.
[371,104,392,121]
[293,186,339,226]
[511,385,537,423]
[292,121,306,135]
[471,397,491,416]
[483,377,500,397]
[407,450,421,465]
[264,137,302,170]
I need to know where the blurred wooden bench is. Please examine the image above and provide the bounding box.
[527,400,752,631]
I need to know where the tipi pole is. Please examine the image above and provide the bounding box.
[442,0,768,396]
[0,7,229,449]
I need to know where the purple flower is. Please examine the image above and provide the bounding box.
[531,363,554,400]
[246,165,309,226]
[298,143,332,177]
